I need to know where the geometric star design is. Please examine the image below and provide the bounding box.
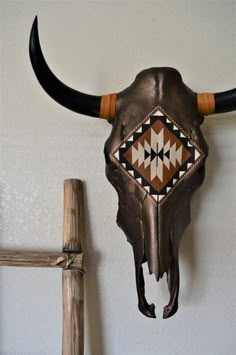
[111,106,206,205]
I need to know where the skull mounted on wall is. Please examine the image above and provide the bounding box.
[29,17,236,319]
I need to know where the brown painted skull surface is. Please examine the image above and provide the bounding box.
[104,67,208,318]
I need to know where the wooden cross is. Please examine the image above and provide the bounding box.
[0,179,84,355]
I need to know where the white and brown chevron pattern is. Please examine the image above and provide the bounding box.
[111,106,205,205]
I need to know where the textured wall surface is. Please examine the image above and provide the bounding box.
[0,1,235,354]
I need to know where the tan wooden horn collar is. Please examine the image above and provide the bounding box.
[197,93,215,115]
[100,93,117,119]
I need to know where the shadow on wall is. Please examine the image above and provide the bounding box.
[83,183,105,355]
[180,121,220,304]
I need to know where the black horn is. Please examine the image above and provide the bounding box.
[214,88,236,113]
[197,88,236,115]
[29,16,116,119]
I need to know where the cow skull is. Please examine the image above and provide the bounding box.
[29,17,236,318]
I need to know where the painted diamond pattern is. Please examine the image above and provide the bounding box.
[112,106,205,205]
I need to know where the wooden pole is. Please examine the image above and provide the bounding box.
[0,251,83,270]
[62,179,84,355]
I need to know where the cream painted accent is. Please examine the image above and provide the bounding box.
[150,128,164,153]
[176,146,183,165]
[156,157,163,181]
[144,140,151,153]
[195,150,201,160]
[187,162,193,169]
[163,155,170,169]
[164,139,170,153]
[132,142,145,166]
[128,135,134,142]
[170,143,177,167]
[150,156,157,181]
[156,110,164,116]
[144,156,151,169]
[136,127,142,133]
[129,170,134,177]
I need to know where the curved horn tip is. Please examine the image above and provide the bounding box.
[30,15,38,46]
[28,15,103,118]
[29,16,40,58]
[31,16,38,33]
[30,16,38,44]
[33,15,38,26]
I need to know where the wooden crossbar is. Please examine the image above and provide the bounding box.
[0,251,83,270]
[0,179,84,355]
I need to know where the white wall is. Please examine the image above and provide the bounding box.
[0,1,235,354]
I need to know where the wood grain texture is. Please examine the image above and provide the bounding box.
[0,251,83,270]
[62,179,84,355]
